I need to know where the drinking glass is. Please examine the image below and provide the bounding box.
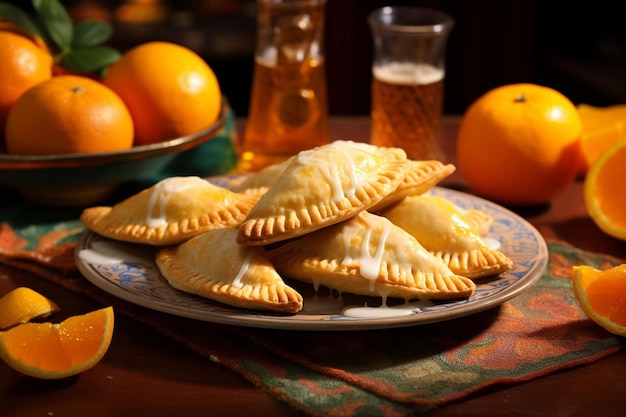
[369,7,454,160]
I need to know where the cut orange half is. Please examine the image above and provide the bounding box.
[0,287,60,329]
[572,264,626,336]
[0,306,114,379]
[584,139,626,241]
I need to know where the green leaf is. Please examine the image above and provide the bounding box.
[0,2,47,41]
[73,20,113,47]
[33,0,73,49]
[60,46,121,73]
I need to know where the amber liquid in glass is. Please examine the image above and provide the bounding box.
[240,57,329,172]
[371,62,444,160]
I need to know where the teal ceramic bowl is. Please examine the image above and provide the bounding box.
[0,100,234,207]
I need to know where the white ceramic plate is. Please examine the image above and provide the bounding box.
[75,182,548,331]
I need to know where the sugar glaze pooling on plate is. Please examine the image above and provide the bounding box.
[299,288,436,318]
[343,301,436,319]
[78,240,155,267]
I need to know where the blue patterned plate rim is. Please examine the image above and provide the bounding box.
[75,182,548,331]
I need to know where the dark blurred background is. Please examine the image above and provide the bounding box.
[10,0,626,117]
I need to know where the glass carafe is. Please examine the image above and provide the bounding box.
[238,0,330,172]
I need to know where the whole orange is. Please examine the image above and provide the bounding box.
[102,41,221,146]
[0,23,53,142]
[457,83,582,206]
[5,75,134,155]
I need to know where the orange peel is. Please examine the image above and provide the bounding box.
[0,287,60,329]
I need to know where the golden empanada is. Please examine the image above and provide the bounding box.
[381,195,513,279]
[237,140,408,246]
[156,228,303,313]
[266,211,475,300]
[81,176,257,246]
[371,159,456,212]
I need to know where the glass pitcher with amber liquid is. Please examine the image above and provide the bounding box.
[238,0,330,172]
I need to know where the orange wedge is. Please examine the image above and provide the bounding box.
[572,264,626,336]
[584,138,626,240]
[578,122,626,174]
[578,103,626,131]
[577,104,626,174]
[0,306,114,379]
[0,287,60,329]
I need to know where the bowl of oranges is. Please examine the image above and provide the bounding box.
[0,96,229,206]
[0,6,233,206]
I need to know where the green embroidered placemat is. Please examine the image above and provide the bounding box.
[0,207,623,416]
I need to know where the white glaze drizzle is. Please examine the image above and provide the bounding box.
[341,214,391,291]
[145,177,205,228]
[297,143,359,201]
[231,250,255,288]
[359,221,391,289]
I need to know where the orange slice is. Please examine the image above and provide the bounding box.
[583,139,626,240]
[0,306,114,379]
[0,287,60,329]
[578,103,626,131]
[577,104,626,174]
[572,264,626,336]
[578,122,626,174]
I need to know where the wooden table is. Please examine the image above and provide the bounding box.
[2,117,625,417]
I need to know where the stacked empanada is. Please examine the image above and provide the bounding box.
[81,176,258,246]
[80,140,513,315]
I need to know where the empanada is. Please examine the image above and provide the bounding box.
[372,159,456,212]
[81,176,257,246]
[266,211,475,300]
[157,228,303,313]
[237,140,408,246]
[381,195,513,279]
